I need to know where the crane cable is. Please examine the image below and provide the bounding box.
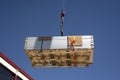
[60,0,65,36]
[61,0,65,11]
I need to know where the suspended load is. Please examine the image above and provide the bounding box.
[24,35,94,68]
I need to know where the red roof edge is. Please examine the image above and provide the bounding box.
[0,52,34,80]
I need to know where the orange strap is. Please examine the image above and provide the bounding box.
[68,37,75,51]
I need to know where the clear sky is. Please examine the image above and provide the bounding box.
[0,0,120,80]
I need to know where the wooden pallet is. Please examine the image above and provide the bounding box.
[25,48,94,68]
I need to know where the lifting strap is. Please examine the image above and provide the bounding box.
[68,36,77,66]
[68,36,75,51]
[40,37,43,52]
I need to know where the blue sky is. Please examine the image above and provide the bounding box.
[0,0,120,80]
